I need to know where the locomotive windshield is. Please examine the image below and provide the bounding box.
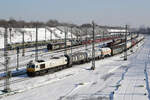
[28,64,35,68]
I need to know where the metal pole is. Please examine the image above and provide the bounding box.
[45,27,47,41]
[64,28,67,55]
[124,25,127,60]
[76,31,79,41]
[71,27,73,55]
[49,29,51,41]
[16,47,19,71]
[35,25,38,61]
[130,32,133,52]
[70,26,73,65]
[91,21,95,70]
[103,31,104,47]
[9,28,12,43]
[50,30,52,41]
[85,28,88,51]
[79,29,82,42]
[22,30,25,56]
[3,27,11,93]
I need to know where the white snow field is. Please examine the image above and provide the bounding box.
[0,27,76,49]
[107,29,126,33]
[0,35,149,100]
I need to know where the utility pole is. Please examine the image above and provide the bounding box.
[22,29,25,56]
[76,30,79,41]
[124,25,128,60]
[9,28,12,43]
[85,28,88,51]
[91,21,95,70]
[130,32,133,52]
[70,26,73,66]
[45,26,47,41]
[3,27,11,93]
[64,27,67,55]
[35,25,38,61]
[16,47,19,71]
[103,31,105,47]
[50,30,52,42]
[70,26,73,55]
[79,29,82,43]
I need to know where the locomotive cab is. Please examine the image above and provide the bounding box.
[27,60,44,76]
[27,61,37,76]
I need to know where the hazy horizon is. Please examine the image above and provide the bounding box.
[0,0,150,27]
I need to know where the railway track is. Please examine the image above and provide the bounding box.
[1,39,143,72]
[0,37,114,59]
[0,42,101,72]
[0,77,30,88]
[0,40,143,91]
[0,44,84,62]
[0,37,143,89]
[0,45,92,72]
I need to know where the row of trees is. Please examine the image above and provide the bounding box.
[0,18,126,29]
[0,18,77,28]
[138,27,150,34]
[2,18,149,35]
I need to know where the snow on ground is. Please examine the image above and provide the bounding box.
[0,27,76,49]
[112,40,148,100]
[0,53,130,100]
[107,29,126,33]
[0,35,147,100]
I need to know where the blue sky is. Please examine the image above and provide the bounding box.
[0,0,150,27]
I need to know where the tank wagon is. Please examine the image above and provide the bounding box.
[27,47,112,76]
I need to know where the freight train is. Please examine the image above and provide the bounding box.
[27,35,144,76]
[7,39,69,50]
[46,34,123,51]
[46,34,138,51]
